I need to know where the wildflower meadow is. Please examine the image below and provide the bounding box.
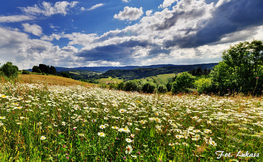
[0,82,262,161]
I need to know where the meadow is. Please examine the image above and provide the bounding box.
[0,75,262,161]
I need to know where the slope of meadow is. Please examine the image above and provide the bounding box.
[0,75,262,161]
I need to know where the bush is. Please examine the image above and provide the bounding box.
[109,83,117,90]
[142,82,156,93]
[166,82,172,92]
[123,80,140,92]
[194,78,213,94]
[22,70,30,74]
[1,62,19,78]
[158,84,167,93]
[117,82,124,90]
[172,72,195,94]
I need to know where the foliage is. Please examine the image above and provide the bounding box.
[194,78,213,94]
[166,82,172,92]
[22,70,30,74]
[117,82,124,90]
[211,40,263,96]
[157,84,167,93]
[172,72,195,94]
[32,66,42,73]
[59,72,72,78]
[123,80,141,92]
[1,62,19,78]
[142,82,157,93]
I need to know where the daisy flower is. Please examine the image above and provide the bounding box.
[99,125,106,129]
[98,132,105,137]
[112,126,119,130]
[125,145,133,154]
[40,136,46,140]
[119,109,126,113]
[126,138,133,143]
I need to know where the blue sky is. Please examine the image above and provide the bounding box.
[0,0,263,69]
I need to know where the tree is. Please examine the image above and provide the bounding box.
[203,68,208,75]
[50,66,57,75]
[172,72,195,94]
[212,40,263,95]
[142,82,156,93]
[157,84,167,93]
[39,64,50,74]
[1,62,19,78]
[196,67,203,76]
[32,66,42,73]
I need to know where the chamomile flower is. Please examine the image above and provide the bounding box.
[40,136,46,140]
[99,125,106,129]
[98,132,105,137]
[119,109,126,113]
[126,138,133,143]
[125,145,133,154]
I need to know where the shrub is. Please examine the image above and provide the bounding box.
[142,82,156,93]
[123,80,140,92]
[166,82,172,92]
[1,62,19,78]
[117,82,124,90]
[109,83,117,90]
[22,70,30,74]
[157,84,167,93]
[172,72,195,94]
[194,78,213,94]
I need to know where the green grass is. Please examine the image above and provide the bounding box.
[141,73,176,85]
[98,77,123,85]
[0,80,262,161]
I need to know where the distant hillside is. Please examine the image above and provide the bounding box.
[27,63,215,73]
[101,63,218,80]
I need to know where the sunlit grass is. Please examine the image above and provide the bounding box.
[0,76,262,161]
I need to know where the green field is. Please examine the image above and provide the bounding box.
[141,73,176,85]
[0,77,262,161]
[98,77,123,85]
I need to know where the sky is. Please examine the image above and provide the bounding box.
[0,0,263,69]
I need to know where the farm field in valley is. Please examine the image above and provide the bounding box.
[0,75,262,161]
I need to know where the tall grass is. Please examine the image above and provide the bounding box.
[0,76,262,161]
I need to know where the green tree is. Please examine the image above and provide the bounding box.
[157,84,167,93]
[194,78,213,94]
[32,66,42,73]
[50,66,57,75]
[1,62,19,78]
[142,82,156,93]
[212,40,263,95]
[172,72,195,94]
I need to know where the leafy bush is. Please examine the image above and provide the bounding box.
[172,72,195,94]
[194,78,213,94]
[166,82,172,92]
[142,82,156,93]
[157,84,167,93]
[109,83,117,90]
[22,70,30,74]
[117,82,124,90]
[1,62,19,78]
[123,80,140,92]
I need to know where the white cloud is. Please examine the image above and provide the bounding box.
[114,6,144,21]
[20,1,78,16]
[122,0,131,2]
[22,23,43,36]
[87,3,104,11]
[41,33,63,41]
[0,15,34,23]
[146,10,153,16]
[159,0,178,8]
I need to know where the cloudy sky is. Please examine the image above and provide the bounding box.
[0,0,263,69]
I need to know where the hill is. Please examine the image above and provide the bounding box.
[101,63,218,80]
[16,74,93,87]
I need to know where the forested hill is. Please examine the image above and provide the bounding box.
[101,63,218,80]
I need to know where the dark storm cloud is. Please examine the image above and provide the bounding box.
[76,40,150,62]
[154,9,206,31]
[164,0,263,48]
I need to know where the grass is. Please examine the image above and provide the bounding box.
[141,73,176,85]
[98,77,123,85]
[0,75,262,161]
